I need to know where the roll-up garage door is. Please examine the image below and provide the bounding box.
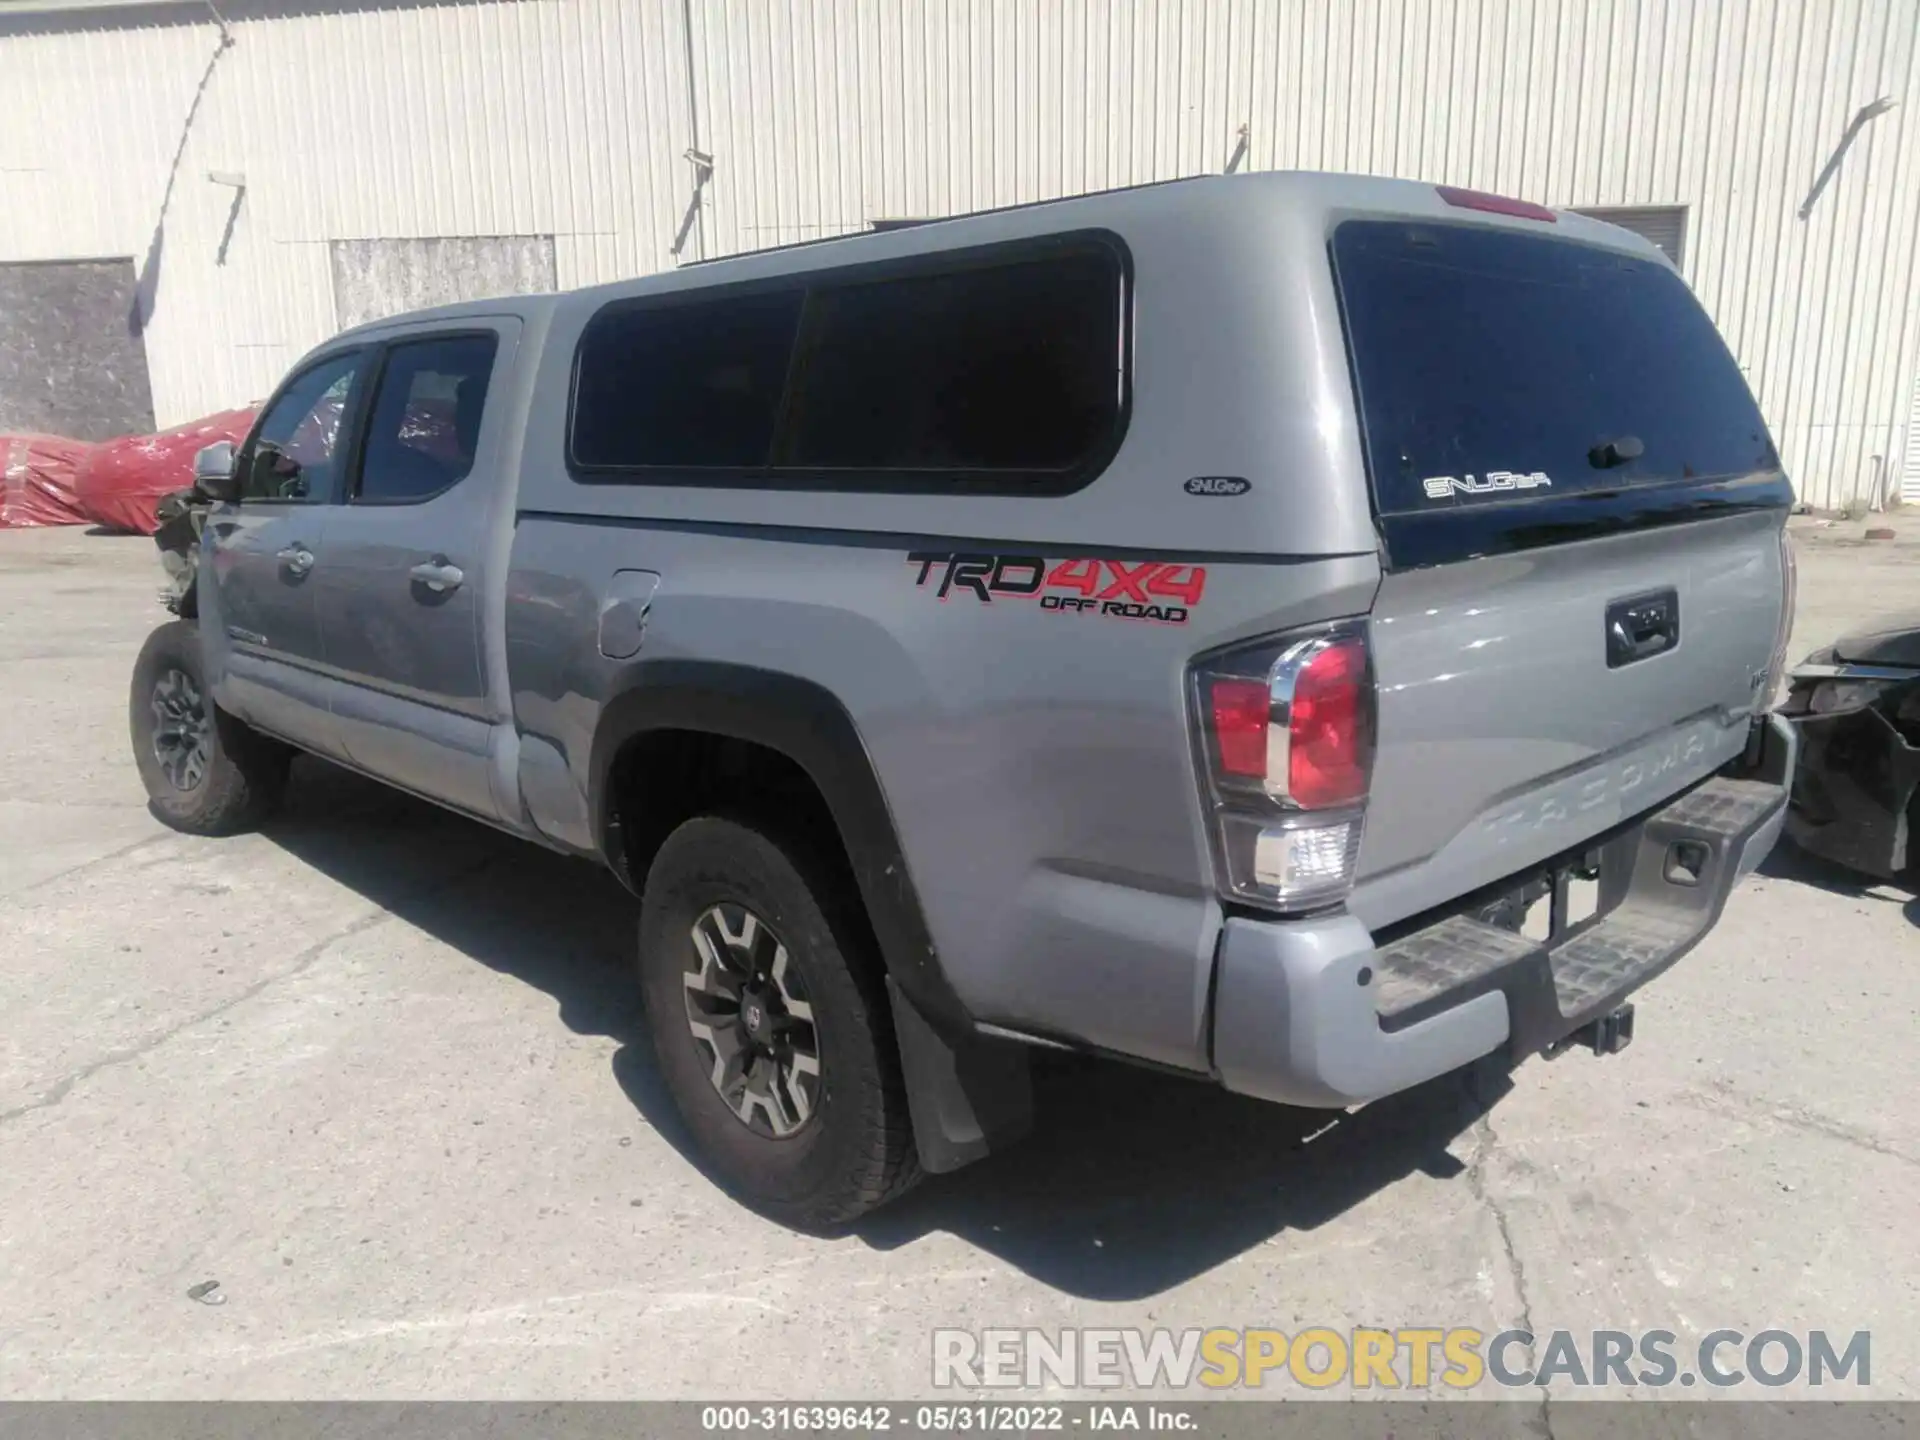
[0,259,156,441]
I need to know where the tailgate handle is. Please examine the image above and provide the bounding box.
[1606,589,1678,668]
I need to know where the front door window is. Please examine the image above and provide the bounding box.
[243,353,360,502]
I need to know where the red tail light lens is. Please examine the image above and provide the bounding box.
[1209,678,1271,778]
[1287,637,1373,807]
[1188,621,1376,913]
[1436,185,1558,222]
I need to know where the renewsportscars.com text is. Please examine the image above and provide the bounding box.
[932,1326,1871,1392]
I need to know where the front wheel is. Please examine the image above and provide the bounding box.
[129,620,289,835]
[638,815,921,1228]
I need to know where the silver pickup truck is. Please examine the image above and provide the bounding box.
[130,172,1797,1227]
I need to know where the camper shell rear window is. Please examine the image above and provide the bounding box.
[1331,220,1778,517]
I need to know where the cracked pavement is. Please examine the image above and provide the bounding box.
[0,520,1915,1400]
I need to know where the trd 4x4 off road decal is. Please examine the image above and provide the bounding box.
[908,552,1206,625]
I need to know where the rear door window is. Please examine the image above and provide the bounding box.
[1332,221,1777,515]
[356,333,499,503]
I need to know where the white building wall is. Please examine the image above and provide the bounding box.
[0,0,696,424]
[1,0,1916,509]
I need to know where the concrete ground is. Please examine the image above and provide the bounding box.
[0,515,1914,1402]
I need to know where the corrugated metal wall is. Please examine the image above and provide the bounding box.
[0,0,696,426]
[2,0,1916,508]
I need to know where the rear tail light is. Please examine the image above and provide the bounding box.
[1436,185,1558,223]
[1188,621,1375,912]
[1285,637,1371,807]
[1208,679,1272,778]
[1762,527,1798,704]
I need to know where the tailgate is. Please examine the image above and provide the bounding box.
[1329,215,1791,929]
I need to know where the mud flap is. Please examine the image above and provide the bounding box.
[887,977,1033,1174]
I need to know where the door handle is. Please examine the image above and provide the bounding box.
[410,559,465,594]
[276,544,315,578]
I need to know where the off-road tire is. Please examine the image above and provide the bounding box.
[638,815,921,1228]
[130,620,290,835]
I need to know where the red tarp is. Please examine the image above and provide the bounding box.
[0,434,93,529]
[5,392,418,533]
[398,396,461,464]
[75,406,258,535]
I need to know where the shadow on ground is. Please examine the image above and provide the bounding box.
[1757,836,1916,919]
[264,757,1506,1301]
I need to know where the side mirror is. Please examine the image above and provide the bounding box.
[192,441,240,503]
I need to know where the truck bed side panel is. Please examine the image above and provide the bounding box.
[507,514,1376,1072]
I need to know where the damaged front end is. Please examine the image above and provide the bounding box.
[1779,630,1920,881]
[153,487,211,618]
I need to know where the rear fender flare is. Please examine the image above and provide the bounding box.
[588,660,968,1032]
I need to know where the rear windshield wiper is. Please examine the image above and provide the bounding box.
[1589,434,1645,469]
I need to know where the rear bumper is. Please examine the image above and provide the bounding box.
[1211,712,1794,1109]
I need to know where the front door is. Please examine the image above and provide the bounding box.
[202,348,365,757]
[310,327,512,820]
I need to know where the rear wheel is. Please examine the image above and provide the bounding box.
[129,620,289,835]
[637,815,920,1228]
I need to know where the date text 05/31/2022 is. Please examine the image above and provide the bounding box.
[701,1404,1194,1432]
[909,552,1207,625]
